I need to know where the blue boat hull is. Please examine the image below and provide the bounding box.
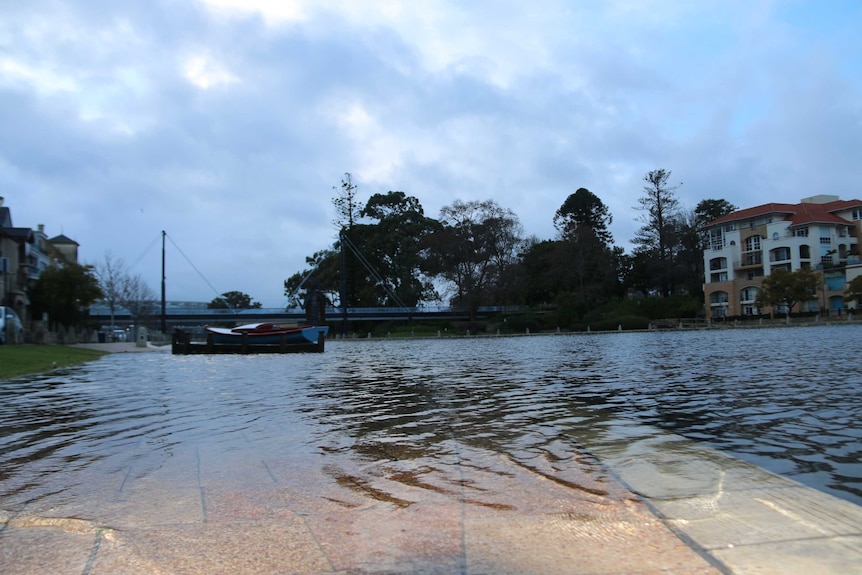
[208,326,328,345]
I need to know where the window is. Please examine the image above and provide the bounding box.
[744,236,761,252]
[710,272,728,282]
[744,252,762,266]
[853,208,862,220]
[772,263,791,272]
[740,287,759,302]
[820,236,832,245]
[773,232,779,240]
[794,227,809,237]
[799,244,810,259]
[769,247,791,262]
[710,291,729,304]
[709,257,727,271]
[708,229,725,251]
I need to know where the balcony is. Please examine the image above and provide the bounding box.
[734,252,763,269]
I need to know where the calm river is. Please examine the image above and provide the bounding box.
[2,323,861,514]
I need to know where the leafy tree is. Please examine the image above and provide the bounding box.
[844,275,862,306]
[756,268,819,317]
[207,290,262,310]
[694,199,738,231]
[353,191,438,307]
[284,248,341,308]
[28,263,103,330]
[632,169,683,296]
[423,199,523,317]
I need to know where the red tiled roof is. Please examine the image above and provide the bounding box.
[708,199,862,228]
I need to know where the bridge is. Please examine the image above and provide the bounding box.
[89,304,516,330]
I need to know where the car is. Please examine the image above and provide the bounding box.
[0,306,23,345]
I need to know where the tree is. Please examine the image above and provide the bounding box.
[423,199,523,317]
[207,291,262,310]
[95,252,158,328]
[332,172,361,231]
[552,188,617,307]
[756,269,819,317]
[694,199,738,231]
[844,275,862,307]
[675,199,738,298]
[122,273,157,321]
[353,191,438,307]
[553,188,613,246]
[632,169,682,296]
[28,263,103,330]
[94,251,128,329]
[284,248,341,308]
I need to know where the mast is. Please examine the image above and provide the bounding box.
[161,230,166,333]
[339,230,347,337]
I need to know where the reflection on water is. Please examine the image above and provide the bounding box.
[1,324,861,514]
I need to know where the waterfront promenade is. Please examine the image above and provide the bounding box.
[1,342,861,574]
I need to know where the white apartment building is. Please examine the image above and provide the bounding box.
[702,195,862,319]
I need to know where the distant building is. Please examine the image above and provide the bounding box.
[702,195,862,319]
[0,197,79,321]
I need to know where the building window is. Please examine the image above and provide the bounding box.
[772,263,792,272]
[744,235,761,252]
[709,257,727,271]
[769,247,790,262]
[711,272,728,282]
[709,229,725,250]
[710,291,729,304]
[794,227,809,237]
[800,244,810,259]
[852,208,862,220]
[740,286,759,302]
[820,236,832,245]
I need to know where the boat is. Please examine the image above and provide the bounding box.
[205,322,328,345]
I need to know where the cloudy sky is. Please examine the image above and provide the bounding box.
[3,1,860,307]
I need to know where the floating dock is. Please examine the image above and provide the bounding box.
[171,329,325,354]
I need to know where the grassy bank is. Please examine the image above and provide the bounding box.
[0,346,109,380]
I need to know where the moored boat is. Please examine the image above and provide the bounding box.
[205,323,329,345]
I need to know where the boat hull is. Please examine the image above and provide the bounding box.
[206,325,329,345]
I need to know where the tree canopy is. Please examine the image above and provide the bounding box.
[756,268,819,316]
[283,171,745,326]
[28,263,103,330]
[208,291,262,310]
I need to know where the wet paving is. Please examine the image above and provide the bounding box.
[2,329,862,573]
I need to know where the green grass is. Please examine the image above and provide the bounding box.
[0,345,109,380]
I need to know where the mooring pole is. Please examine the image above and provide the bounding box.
[339,231,347,337]
[161,230,166,334]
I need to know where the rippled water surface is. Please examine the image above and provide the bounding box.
[2,324,861,511]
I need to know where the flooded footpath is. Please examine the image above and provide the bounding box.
[2,327,862,574]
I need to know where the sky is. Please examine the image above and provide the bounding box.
[2,0,861,307]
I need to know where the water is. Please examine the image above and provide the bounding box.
[1,324,861,515]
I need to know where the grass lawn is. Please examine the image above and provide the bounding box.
[0,345,109,380]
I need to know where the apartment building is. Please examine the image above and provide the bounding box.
[0,197,79,320]
[702,195,861,319]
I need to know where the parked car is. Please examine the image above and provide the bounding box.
[0,306,23,345]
